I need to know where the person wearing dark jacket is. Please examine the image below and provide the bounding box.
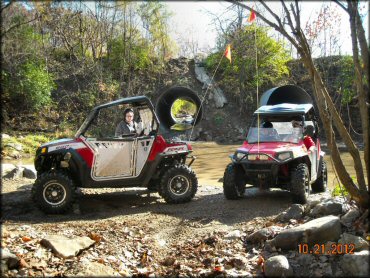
[115,108,139,137]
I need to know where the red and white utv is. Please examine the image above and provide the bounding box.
[223,85,327,204]
[32,95,198,214]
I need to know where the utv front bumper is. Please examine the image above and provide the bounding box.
[231,153,292,187]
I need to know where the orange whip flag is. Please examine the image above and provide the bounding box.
[248,8,256,22]
[224,44,231,63]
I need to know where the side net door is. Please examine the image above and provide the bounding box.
[83,105,135,180]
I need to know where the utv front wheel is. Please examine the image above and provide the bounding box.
[223,163,246,200]
[312,161,327,193]
[32,172,76,214]
[291,163,310,204]
[159,165,198,204]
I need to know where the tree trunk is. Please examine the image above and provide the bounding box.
[299,54,369,207]
[347,0,370,188]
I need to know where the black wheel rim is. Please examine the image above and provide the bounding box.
[169,175,190,196]
[43,182,67,205]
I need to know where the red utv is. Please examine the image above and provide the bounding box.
[32,95,199,214]
[223,85,327,204]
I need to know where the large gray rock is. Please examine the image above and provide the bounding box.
[310,199,343,217]
[225,230,242,240]
[3,166,24,179]
[1,163,16,177]
[1,133,11,139]
[246,226,283,243]
[264,255,293,277]
[5,142,23,151]
[22,165,37,179]
[340,208,360,227]
[340,250,369,277]
[76,261,120,276]
[296,253,314,266]
[1,248,20,269]
[277,204,305,222]
[267,216,341,250]
[338,233,369,251]
[40,235,95,258]
[194,64,227,108]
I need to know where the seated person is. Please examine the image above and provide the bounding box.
[291,120,315,150]
[291,120,302,129]
[260,121,279,139]
[115,108,140,137]
[303,125,316,151]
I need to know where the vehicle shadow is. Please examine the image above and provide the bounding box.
[1,181,293,226]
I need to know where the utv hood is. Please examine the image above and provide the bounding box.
[238,141,305,156]
[40,138,76,148]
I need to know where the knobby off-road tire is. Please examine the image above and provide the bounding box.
[159,164,198,204]
[311,160,327,193]
[223,163,246,200]
[32,171,76,214]
[291,163,310,204]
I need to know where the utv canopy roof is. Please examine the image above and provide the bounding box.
[254,103,314,116]
[95,96,152,110]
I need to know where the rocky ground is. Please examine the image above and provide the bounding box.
[1,172,369,277]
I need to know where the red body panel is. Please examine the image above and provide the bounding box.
[148,135,190,161]
[73,138,93,168]
[148,135,168,161]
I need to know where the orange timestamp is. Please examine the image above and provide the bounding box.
[298,243,355,255]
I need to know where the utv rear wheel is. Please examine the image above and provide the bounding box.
[32,172,76,214]
[223,163,246,200]
[312,161,327,193]
[159,165,197,204]
[291,163,310,204]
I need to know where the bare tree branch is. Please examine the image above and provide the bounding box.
[226,0,300,50]
[332,0,348,12]
[1,14,40,38]
[294,0,301,31]
[280,1,296,34]
[1,0,14,13]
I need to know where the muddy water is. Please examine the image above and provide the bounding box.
[191,142,366,190]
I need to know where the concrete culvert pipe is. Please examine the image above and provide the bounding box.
[260,85,313,107]
[155,86,203,130]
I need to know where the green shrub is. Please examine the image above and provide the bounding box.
[2,133,56,156]
[205,25,291,109]
[331,176,357,197]
[331,183,349,197]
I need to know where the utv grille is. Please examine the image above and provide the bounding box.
[244,163,272,171]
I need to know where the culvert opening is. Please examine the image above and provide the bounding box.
[260,85,313,107]
[156,86,202,131]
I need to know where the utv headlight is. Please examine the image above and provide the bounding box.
[277,152,292,161]
[235,152,247,161]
